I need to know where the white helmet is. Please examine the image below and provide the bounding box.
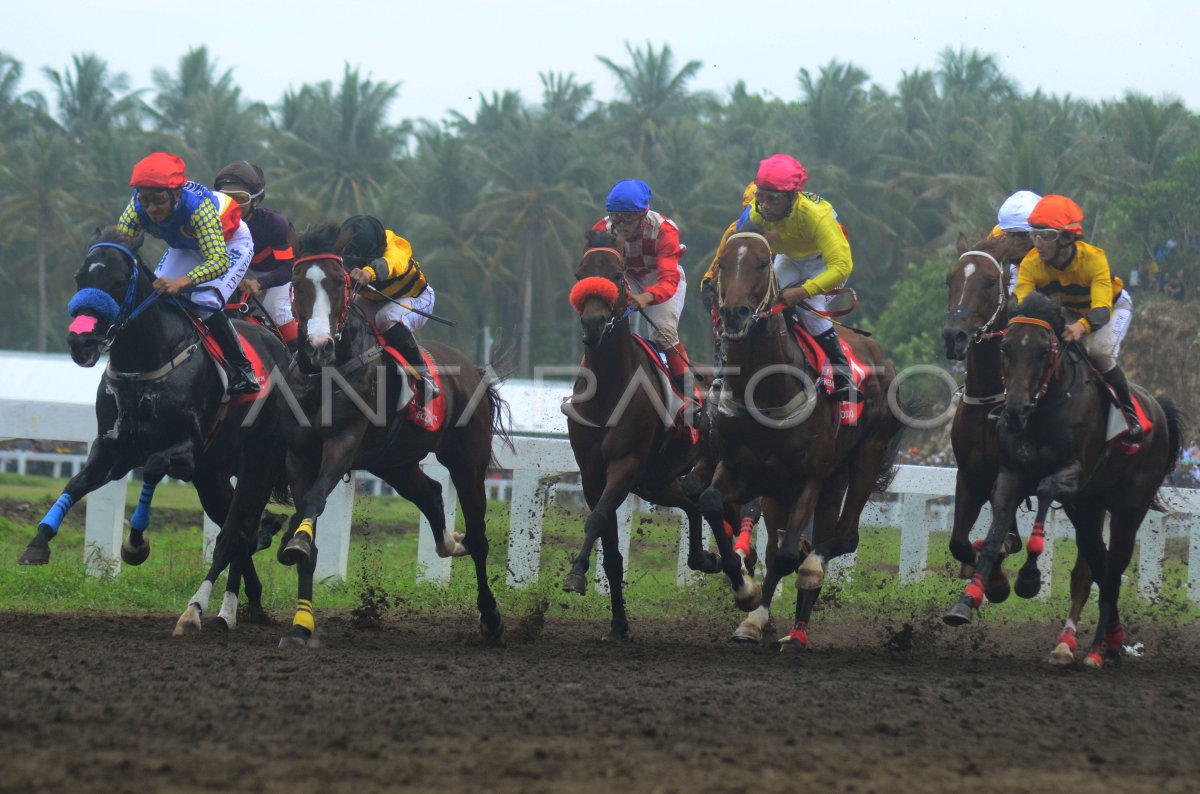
[997,190,1043,232]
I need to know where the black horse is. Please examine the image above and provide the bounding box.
[22,227,292,632]
[274,222,511,648]
[944,292,1184,667]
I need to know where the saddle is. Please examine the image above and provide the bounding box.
[788,321,870,426]
[188,316,270,407]
[1097,379,1152,455]
[372,328,446,432]
[630,334,700,445]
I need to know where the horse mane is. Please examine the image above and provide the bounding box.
[296,221,345,257]
[738,220,767,236]
[89,225,143,250]
[1012,291,1067,335]
[585,228,617,250]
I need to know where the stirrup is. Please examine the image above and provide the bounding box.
[229,367,261,394]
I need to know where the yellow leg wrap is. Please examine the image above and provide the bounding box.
[292,600,315,632]
[295,519,315,540]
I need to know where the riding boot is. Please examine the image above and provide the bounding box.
[1101,365,1143,443]
[384,323,439,405]
[203,311,260,394]
[663,343,691,397]
[814,328,855,402]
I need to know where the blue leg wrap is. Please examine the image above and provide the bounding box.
[130,482,156,532]
[39,493,75,536]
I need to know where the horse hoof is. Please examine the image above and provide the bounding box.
[208,616,231,633]
[172,604,202,636]
[120,538,150,566]
[437,532,469,558]
[689,552,722,575]
[246,607,275,626]
[601,629,631,643]
[942,602,974,627]
[278,628,312,649]
[480,613,505,643]
[733,580,761,613]
[732,621,763,644]
[777,629,810,652]
[1014,571,1042,599]
[562,572,588,594]
[1083,650,1105,669]
[278,534,312,567]
[984,577,1010,604]
[795,555,825,590]
[18,543,50,565]
[1048,642,1075,666]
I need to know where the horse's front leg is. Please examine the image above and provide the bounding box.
[567,457,639,638]
[122,438,198,566]
[698,463,760,613]
[20,437,129,565]
[944,468,1026,626]
[643,477,721,575]
[1015,461,1082,600]
[949,470,990,577]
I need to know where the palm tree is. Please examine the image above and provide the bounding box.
[43,54,142,143]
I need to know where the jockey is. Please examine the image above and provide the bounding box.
[117,152,260,394]
[737,154,856,402]
[213,161,297,346]
[1014,194,1142,443]
[591,179,692,393]
[1110,275,1134,357]
[995,189,1042,293]
[340,215,439,405]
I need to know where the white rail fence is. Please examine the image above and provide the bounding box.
[2,396,1198,603]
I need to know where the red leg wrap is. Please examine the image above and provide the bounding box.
[1086,650,1105,668]
[971,539,984,552]
[1105,623,1125,653]
[1027,523,1045,555]
[1058,627,1078,651]
[964,574,985,609]
[733,530,751,556]
[787,621,810,648]
[721,520,733,539]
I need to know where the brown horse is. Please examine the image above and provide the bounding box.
[564,228,724,640]
[700,228,903,646]
[942,233,1031,599]
[943,292,1184,667]
[273,222,512,647]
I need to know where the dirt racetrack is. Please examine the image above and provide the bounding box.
[2,612,1199,793]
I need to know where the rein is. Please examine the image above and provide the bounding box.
[1003,316,1061,403]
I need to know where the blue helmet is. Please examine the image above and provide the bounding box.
[605,179,652,213]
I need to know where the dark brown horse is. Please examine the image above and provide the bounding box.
[943,292,1184,667]
[273,222,511,647]
[700,229,903,646]
[564,228,724,640]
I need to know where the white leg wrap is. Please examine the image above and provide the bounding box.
[218,591,238,629]
[191,580,214,614]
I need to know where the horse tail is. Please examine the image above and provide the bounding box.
[479,342,516,466]
[268,442,293,507]
[1159,395,1187,474]
[873,390,931,493]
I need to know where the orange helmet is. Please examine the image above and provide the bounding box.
[1027,194,1084,238]
[130,152,187,189]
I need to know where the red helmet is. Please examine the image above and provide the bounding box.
[755,154,807,192]
[130,152,187,189]
[1027,194,1084,238]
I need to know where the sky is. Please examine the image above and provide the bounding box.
[4,0,1199,125]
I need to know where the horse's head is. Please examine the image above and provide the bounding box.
[1000,292,1067,431]
[570,229,629,348]
[714,225,774,340]
[943,233,1012,360]
[67,227,146,367]
[293,221,353,368]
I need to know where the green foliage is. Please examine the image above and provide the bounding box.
[868,258,954,371]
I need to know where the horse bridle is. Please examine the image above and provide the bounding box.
[951,249,1008,343]
[714,232,779,333]
[576,246,635,346]
[1002,316,1061,403]
[293,253,354,341]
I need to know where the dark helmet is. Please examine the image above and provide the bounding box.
[214,161,266,195]
[339,215,387,267]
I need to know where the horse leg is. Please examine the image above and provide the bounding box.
[1014,491,1054,599]
[737,498,763,577]
[173,470,235,635]
[1083,508,1141,669]
[793,479,833,590]
[643,477,720,575]
[944,469,1025,625]
[279,527,318,649]
[445,459,504,639]
[598,503,630,641]
[382,463,460,558]
[123,439,197,565]
[279,428,363,568]
[733,498,784,643]
[949,473,990,577]
[563,468,606,594]
[698,464,760,613]
[575,458,639,639]
[20,437,127,564]
[210,454,281,632]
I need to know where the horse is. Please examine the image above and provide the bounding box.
[942,232,1034,601]
[700,228,903,646]
[943,292,1184,667]
[274,221,511,648]
[23,226,292,632]
[564,228,726,640]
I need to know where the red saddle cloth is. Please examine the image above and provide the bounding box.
[194,324,270,406]
[373,331,446,432]
[1097,381,1153,455]
[629,334,700,444]
[789,323,870,426]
